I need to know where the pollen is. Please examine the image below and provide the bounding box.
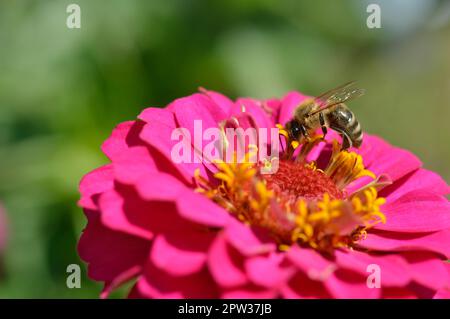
[196,124,386,254]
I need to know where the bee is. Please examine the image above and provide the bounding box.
[285,81,365,150]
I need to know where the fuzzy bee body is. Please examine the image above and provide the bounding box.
[286,82,365,150]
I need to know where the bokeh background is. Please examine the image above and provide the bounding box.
[0,0,449,298]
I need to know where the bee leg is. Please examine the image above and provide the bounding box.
[331,125,352,150]
[300,125,311,142]
[319,113,327,139]
[341,134,352,150]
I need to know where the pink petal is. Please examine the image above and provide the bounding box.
[78,213,149,285]
[357,134,393,168]
[150,234,211,276]
[131,262,218,298]
[199,88,234,115]
[381,168,450,202]
[78,164,114,210]
[101,121,145,161]
[169,93,229,124]
[245,253,295,288]
[219,112,266,161]
[434,262,450,299]
[345,175,375,195]
[375,190,450,232]
[401,252,449,291]
[281,271,331,298]
[224,219,276,256]
[278,91,310,125]
[263,98,282,124]
[168,94,229,172]
[359,229,450,259]
[325,268,381,299]
[365,145,421,182]
[112,146,157,185]
[334,249,411,286]
[221,285,277,299]
[382,287,418,299]
[134,171,186,202]
[207,233,248,288]
[233,98,274,129]
[434,288,450,299]
[116,158,204,235]
[99,186,195,240]
[175,190,231,228]
[285,246,381,298]
[287,246,335,275]
[99,188,153,240]
[307,139,328,161]
[138,107,207,183]
[169,94,226,132]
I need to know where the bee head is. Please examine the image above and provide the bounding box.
[286,119,302,140]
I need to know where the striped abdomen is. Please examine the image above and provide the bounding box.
[327,104,363,149]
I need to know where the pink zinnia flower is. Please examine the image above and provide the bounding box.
[78,89,450,299]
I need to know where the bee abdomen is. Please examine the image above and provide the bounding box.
[352,122,363,147]
[329,106,363,148]
[345,113,363,147]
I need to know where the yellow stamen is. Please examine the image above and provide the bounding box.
[287,187,386,251]
[276,124,289,139]
[325,140,376,188]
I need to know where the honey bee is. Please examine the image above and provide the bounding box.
[285,81,365,150]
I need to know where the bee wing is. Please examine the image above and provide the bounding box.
[308,82,365,116]
[314,81,356,104]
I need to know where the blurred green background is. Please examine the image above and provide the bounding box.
[0,0,449,298]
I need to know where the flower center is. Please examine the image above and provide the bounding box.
[195,126,387,253]
[263,160,344,202]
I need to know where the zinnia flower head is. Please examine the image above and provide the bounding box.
[78,88,450,298]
